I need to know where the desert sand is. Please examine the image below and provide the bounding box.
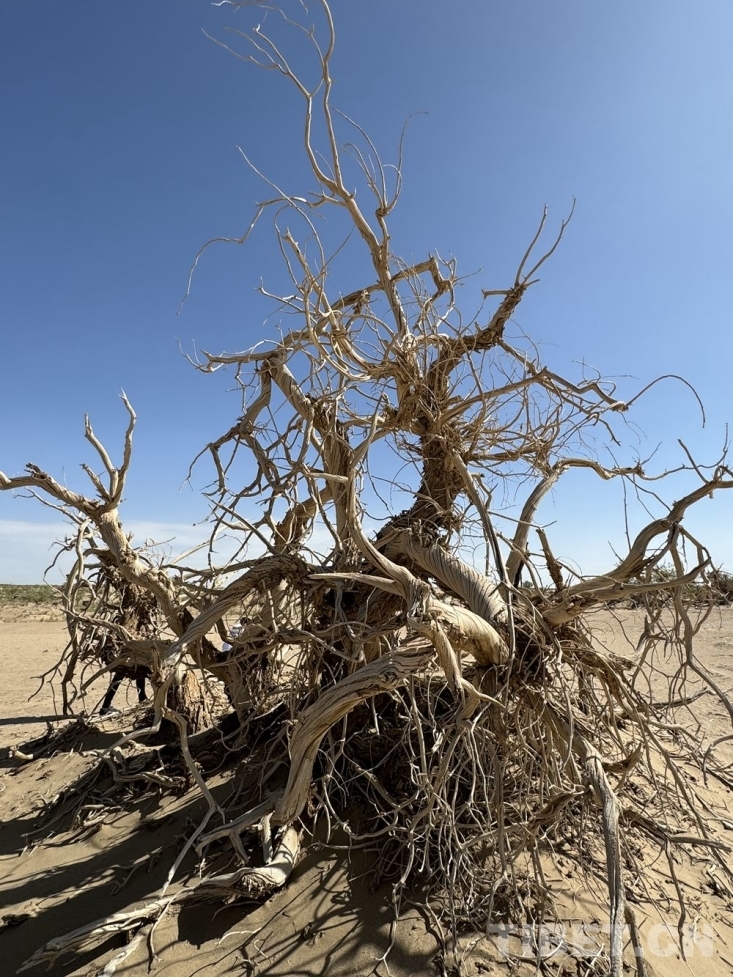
[2,600,733,976]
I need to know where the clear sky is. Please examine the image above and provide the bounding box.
[2,0,732,584]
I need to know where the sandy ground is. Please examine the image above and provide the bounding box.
[1,622,71,750]
[2,604,733,976]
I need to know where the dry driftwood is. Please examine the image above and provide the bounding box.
[3,3,733,975]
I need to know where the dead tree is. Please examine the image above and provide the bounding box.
[5,4,733,975]
[0,397,213,729]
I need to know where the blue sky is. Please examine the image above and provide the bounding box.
[1,0,732,583]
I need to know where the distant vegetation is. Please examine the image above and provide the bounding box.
[707,568,733,602]
[519,568,733,607]
[0,583,61,606]
[627,565,733,608]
